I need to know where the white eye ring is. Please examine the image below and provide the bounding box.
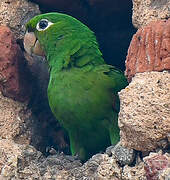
[36,19,54,31]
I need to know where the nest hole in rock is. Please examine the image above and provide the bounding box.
[27,0,136,157]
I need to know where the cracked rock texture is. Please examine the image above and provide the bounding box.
[125,19,170,81]
[119,71,170,152]
[0,0,40,40]
[132,0,170,28]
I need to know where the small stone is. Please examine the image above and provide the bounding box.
[105,145,115,156]
[110,143,135,166]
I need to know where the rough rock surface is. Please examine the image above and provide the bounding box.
[122,162,147,180]
[107,143,135,166]
[0,141,148,179]
[0,26,32,102]
[126,19,170,81]
[119,71,170,152]
[144,152,170,180]
[0,139,27,177]
[0,0,40,39]
[132,0,170,28]
[0,91,34,144]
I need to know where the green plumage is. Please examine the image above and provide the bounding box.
[25,12,128,161]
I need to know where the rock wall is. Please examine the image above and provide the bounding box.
[0,0,169,179]
[119,71,170,151]
[118,0,170,179]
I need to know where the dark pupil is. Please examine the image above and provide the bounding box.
[39,20,48,29]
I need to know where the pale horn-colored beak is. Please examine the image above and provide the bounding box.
[24,32,45,56]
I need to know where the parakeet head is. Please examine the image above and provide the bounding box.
[24,12,104,70]
[24,13,95,55]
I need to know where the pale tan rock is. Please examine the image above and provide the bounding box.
[0,139,26,177]
[0,91,32,144]
[159,167,170,180]
[119,71,170,152]
[94,154,122,179]
[0,0,40,39]
[132,0,170,28]
[122,162,146,180]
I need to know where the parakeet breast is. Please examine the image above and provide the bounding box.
[47,67,114,131]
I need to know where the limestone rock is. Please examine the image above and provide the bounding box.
[144,152,170,180]
[126,19,170,81]
[119,71,170,152]
[0,26,32,102]
[0,0,40,40]
[132,0,170,28]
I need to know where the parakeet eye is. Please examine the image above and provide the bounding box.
[36,19,53,31]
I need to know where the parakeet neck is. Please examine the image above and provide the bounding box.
[45,34,105,72]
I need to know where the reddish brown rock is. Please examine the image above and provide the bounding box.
[125,19,170,81]
[0,26,31,102]
[144,152,170,180]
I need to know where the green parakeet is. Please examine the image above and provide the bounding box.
[24,12,128,161]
